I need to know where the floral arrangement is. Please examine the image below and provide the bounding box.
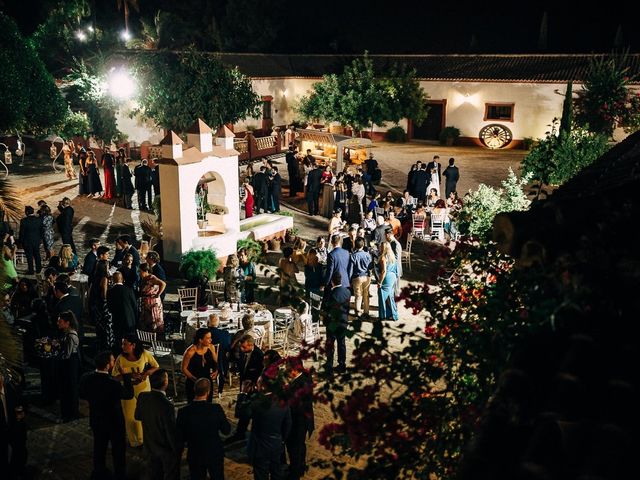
[34,336,62,359]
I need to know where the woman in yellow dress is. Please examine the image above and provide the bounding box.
[111,334,159,447]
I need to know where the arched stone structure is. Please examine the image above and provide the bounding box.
[157,119,241,264]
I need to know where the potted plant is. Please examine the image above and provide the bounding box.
[179,248,220,307]
[197,195,211,229]
[439,126,461,146]
[522,137,535,150]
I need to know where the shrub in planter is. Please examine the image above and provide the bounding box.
[439,126,461,146]
[385,126,408,143]
[179,248,220,306]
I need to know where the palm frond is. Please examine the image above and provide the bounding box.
[0,178,24,223]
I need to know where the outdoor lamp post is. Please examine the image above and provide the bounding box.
[15,135,25,166]
[0,143,11,178]
[49,136,65,172]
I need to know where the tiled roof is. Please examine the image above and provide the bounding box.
[214,53,640,83]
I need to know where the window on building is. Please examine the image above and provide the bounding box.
[484,103,514,122]
[262,100,272,120]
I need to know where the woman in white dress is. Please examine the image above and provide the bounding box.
[427,167,440,198]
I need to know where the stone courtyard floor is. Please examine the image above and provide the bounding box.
[4,141,525,479]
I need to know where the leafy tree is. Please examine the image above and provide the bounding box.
[559,81,573,136]
[0,13,67,135]
[60,110,91,139]
[63,61,124,144]
[521,119,609,194]
[574,54,640,137]
[29,0,91,74]
[131,49,261,131]
[457,169,531,239]
[298,55,429,134]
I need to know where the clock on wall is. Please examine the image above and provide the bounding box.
[479,124,513,149]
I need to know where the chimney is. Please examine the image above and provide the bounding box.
[215,125,235,150]
[160,131,184,160]
[186,118,213,153]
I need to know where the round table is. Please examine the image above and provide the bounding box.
[184,304,274,348]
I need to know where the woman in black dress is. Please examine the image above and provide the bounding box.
[86,150,103,197]
[78,144,88,195]
[181,328,218,402]
[90,258,114,350]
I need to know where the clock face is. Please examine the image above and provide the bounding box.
[479,124,513,149]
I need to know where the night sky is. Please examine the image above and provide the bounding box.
[3,0,639,54]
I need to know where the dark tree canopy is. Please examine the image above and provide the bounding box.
[131,49,261,132]
[0,13,67,135]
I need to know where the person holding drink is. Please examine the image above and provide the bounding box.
[111,334,159,447]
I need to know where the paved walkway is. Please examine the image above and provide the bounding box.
[4,142,525,479]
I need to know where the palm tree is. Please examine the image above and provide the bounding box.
[0,177,24,381]
[116,0,139,33]
[0,177,23,225]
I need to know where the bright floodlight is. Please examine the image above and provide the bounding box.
[87,25,94,33]
[76,30,87,41]
[108,69,136,100]
[120,30,131,41]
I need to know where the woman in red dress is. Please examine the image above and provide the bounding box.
[243,178,255,218]
[101,149,116,199]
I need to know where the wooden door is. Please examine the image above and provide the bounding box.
[412,101,445,140]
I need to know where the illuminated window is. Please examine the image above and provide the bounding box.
[484,103,514,122]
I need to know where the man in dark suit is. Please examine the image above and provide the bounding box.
[106,272,137,348]
[82,238,101,278]
[305,165,323,215]
[135,369,179,480]
[56,197,76,253]
[285,148,300,196]
[269,166,282,212]
[117,235,140,269]
[151,160,161,198]
[0,374,27,478]
[18,205,43,274]
[53,282,83,329]
[176,378,231,480]
[443,157,460,199]
[285,359,315,480]
[79,351,133,480]
[247,381,292,480]
[208,314,232,395]
[134,159,153,210]
[322,272,351,373]
[412,164,429,202]
[225,335,264,444]
[426,155,442,185]
[323,235,352,289]
[121,158,135,209]
[251,166,269,214]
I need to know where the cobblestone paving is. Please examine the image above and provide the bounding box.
[6,142,525,479]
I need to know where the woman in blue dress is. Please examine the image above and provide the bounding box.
[377,242,398,321]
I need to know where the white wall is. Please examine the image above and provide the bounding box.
[119,77,631,144]
[159,153,240,263]
[421,81,569,140]
[116,101,164,145]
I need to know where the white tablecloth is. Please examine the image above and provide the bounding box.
[69,273,89,311]
[184,304,274,348]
